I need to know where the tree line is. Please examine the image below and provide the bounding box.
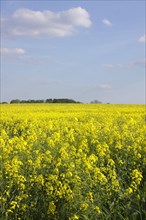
[0,99,104,104]
[8,98,81,104]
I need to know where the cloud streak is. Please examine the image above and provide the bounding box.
[98,84,111,89]
[1,47,26,56]
[102,19,112,27]
[138,35,146,43]
[2,7,92,37]
[103,59,146,69]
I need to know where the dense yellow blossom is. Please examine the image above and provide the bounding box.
[0,104,145,219]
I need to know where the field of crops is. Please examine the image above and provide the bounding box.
[0,104,146,220]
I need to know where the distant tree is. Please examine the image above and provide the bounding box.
[28,99,34,103]
[10,98,80,104]
[52,98,78,103]
[46,99,53,103]
[36,100,44,103]
[10,99,20,104]
[20,99,44,103]
[0,102,8,104]
[90,100,102,104]
[20,100,27,103]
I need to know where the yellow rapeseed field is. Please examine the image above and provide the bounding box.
[0,104,146,220]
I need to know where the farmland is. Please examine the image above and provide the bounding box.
[0,104,146,220]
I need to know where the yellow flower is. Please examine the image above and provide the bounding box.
[124,187,133,196]
[10,201,18,210]
[80,202,89,211]
[94,206,101,214]
[66,171,73,178]
[69,215,79,220]
[131,169,143,186]
[48,201,56,215]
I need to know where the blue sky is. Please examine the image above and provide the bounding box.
[1,0,145,103]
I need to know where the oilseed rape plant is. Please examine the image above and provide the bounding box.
[0,104,146,220]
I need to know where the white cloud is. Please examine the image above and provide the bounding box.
[102,19,112,27]
[0,48,54,64]
[1,47,26,56]
[2,7,92,37]
[138,35,146,43]
[98,84,111,89]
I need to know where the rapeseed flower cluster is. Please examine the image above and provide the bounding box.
[0,104,145,219]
